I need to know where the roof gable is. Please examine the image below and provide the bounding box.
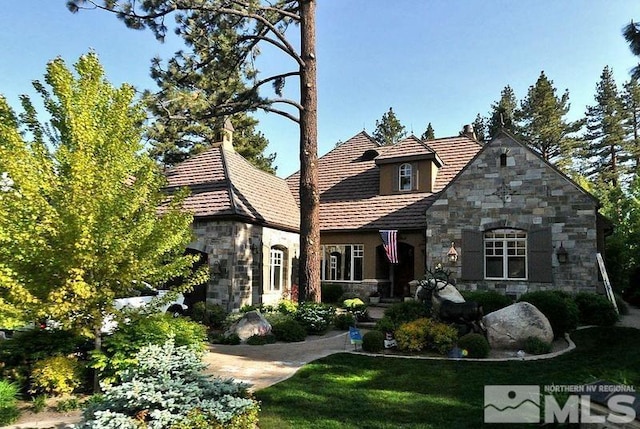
[166,147,300,231]
[375,135,442,166]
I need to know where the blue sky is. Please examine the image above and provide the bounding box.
[1,2,639,177]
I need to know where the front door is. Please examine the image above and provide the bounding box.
[376,242,415,298]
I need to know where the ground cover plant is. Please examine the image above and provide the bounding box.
[256,327,640,429]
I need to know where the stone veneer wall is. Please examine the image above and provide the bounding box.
[425,134,601,298]
[191,219,299,311]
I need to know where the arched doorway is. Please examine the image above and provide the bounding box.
[376,242,414,298]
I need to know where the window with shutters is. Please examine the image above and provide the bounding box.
[399,163,413,191]
[484,229,527,280]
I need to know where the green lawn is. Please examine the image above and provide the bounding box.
[255,327,640,429]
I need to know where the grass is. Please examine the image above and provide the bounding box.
[255,327,640,429]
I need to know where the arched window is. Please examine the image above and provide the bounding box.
[270,247,284,291]
[484,229,527,280]
[399,163,412,191]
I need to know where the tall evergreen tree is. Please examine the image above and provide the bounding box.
[143,18,276,172]
[624,20,640,79]
[515,71,583,170]
[421,122,435,140]
[472,113,487,143]
[487,85,518,139]
[582,66,628,186]
[372,107,406,145]
[622,79,640,175]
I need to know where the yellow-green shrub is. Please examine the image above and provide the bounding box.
[395,318,458,354]
[30,356,85,395]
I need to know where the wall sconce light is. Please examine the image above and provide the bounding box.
[212,261,227,278]
[447,242,458,264]
[556,242,569,264]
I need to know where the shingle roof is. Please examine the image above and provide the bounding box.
[165,146,300,231]
[375,135,441,166]
[286,132,482,231]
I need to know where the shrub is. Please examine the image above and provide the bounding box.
[457,333,490,358]
[30,355,86,396]
[31,394,47,413]
[574,293,619,326]
[375,316,396,334]
[277,299,298,315]
[246,334,276,345]
[362,330,384,353]
[0,379,20,426]
[333,313,356,330]
[461,290,512,315]
[78,340,259,429]
[343,298,368,321]
[383,301,431,330]
[295,302,335,335]
[518,290,579,337]
[615,293,629,315]
[54,396,80,413]
[91,313,207,384]
[270,316,307,342]
[0,329,90,386]
[191,302,227,328]
[524,336,552,355]
[219,333,242,345]
[321,283,344,303]
[395,318,458,354]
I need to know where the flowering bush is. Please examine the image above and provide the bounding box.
[395,318,458,354]
[30,355,86,395]
[76,340,258,429]
[294,302,335,334]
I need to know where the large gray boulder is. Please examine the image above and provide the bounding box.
[226,310,272,342]
[483,302,553,350]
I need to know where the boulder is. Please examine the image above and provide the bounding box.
[227,310,272,342]
[483,302,553,350]
[434,282,466,304]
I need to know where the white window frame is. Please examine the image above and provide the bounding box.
[399,163,413,191]
[269,248,284,291]
[484,229,527,280]
[321,244,364,282]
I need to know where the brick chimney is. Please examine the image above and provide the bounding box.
[462,124,477,141]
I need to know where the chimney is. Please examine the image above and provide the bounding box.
[214,117,235,152]
[462,124,477,141]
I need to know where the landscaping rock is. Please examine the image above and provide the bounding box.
[227,310,272,341]
[483,302,553,349]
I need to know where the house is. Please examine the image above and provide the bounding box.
[287,127,607,300]
[164,120,300,311]
[167,120,607,309]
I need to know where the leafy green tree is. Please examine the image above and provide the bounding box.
[421,122,435,140]
[68,0,322,302]
[515,71,583,171]
[487,85,518,138]
[582,66,628,186]
[372,107,406,145]
[0,53,204,364]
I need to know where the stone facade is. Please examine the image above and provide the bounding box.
[425,132,602,298]
[190,219,299,311]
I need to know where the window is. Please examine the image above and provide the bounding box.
[399,163,413,191]
[484,229,527,280]
[321,244,364,281]
[270,248,284,291]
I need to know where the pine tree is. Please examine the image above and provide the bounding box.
[420,122,436,140]
[472,113,487,143]
[372,107,406,145]
[142,17,276,172]
[515,71,583,170]
[582,66,628,186]
[487,85,518,139]
[421,122,435,140]
[622,79,640,175]
[623,20,640,79]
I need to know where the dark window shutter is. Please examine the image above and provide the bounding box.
[412,163,419,190]
[528,227,553,283]
[461,229,483,280]
[393,165,399,192]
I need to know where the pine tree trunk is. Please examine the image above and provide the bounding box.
[298,0,320,302]
[93,326,102,393]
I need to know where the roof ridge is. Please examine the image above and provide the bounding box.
[219,148,238,216]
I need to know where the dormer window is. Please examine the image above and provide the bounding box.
[399,163,413,191]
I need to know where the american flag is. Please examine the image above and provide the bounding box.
[380,230,399,264]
